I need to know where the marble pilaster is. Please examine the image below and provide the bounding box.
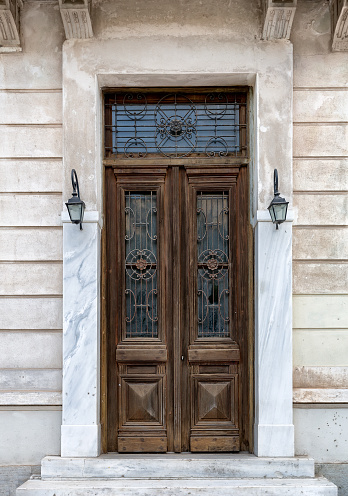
[254,211,294,457]
[61,211,101,457]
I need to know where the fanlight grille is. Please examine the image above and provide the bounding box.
[105,91,247,159]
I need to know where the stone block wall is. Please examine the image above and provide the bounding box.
[0,2,64,472]
[291,1,348,492]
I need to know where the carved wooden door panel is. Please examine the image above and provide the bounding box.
[105,163,248,453]
[183,166,242,452]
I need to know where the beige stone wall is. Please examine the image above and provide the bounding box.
[0,3,64,464]
[291,0,348,461]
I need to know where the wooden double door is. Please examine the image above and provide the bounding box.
[105,162,250,453]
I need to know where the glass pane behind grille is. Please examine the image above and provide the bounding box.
[105,92,247,159]
[125,192,158,338]
[197,192,230,338]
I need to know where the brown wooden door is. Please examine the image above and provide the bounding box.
[105,162,249,453]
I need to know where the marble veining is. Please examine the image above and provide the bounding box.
[254,214,294,456]
[61,218,101,456]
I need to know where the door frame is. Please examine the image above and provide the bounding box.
[60,49,295,458]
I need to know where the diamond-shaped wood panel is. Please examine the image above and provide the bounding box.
[128,382,159,422]
[120,377,164,427]
[197,381,231,422]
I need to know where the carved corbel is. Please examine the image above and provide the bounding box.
[0,0,22,49]
[330,0,348,51]
[59,0,93,39]
[262,0,297,40]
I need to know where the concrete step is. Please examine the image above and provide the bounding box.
[17,477,338,496]
[41,454,315,479]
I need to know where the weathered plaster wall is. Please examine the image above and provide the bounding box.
[0,2,64,467]
[291,0,348,480]
[90,0,262,39]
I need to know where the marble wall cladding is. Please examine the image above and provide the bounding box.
[254,216,294,456]
[62,219,101,456]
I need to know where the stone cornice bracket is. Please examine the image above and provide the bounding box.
[262,0,297,40]
[59,0,93,39]
[0,0,22,50]
[330,0,348,51]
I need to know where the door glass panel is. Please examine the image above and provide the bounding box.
[197,192,229,338]
[125,191,158,338]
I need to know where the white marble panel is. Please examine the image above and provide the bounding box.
[62,218,101,456]
[16,477,338,496]
[254,214,294,456]
[41,454,315,480]
[61,425,100,458]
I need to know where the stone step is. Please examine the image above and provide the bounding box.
[41,454,315,480]
[17,477,337,496]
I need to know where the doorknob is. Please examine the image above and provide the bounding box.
[181,355,184,361]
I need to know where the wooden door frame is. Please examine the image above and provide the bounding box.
[101,86,253,453]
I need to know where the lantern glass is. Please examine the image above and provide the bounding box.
[272,203,288,222]
[66,201,85,224]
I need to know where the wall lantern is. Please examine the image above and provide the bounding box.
[65,169,85,230]
[268,169,289,229]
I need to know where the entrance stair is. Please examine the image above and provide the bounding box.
[16,454,337,496]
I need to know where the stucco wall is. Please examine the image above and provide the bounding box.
[290,0,348,478]
[0,3,64,466]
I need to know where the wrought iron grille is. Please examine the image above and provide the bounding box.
[125,191,158,338]
[197,192,230,338]
[105,91,247,159]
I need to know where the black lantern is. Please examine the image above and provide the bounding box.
[65,169,85,230]
[268,169,288,229]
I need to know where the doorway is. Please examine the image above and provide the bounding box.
[103,90,252,453]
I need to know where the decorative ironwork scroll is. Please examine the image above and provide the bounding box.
[125,191,158,338]
[197,192,230,338]
[105,91,247,159]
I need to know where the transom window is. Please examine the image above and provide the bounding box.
[104,90,247,159]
